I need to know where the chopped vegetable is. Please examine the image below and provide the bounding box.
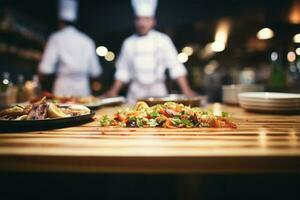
[99,115,111,126]
[99,102,237,128]
[222,111,229,117]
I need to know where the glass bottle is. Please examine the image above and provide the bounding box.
[296,51,300,84]
[269,51,285,88]
[0,72,12,93]
[17,74,26,102]
[32,74,42,97]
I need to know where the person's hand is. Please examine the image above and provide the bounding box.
[183,89,198,97]
[102,90,118,98]
[175,76,198,98]
[102,80,123,98]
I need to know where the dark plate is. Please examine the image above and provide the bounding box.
[138,94,207,107]
[0,111,95,132]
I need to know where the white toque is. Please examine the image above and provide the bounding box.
[131,0,158,17]
[58,0,78,22]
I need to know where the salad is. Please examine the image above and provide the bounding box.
[99,102,236,128]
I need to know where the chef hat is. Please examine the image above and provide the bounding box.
[58,0,78,22]
[131,0,158,17]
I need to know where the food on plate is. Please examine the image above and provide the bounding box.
[47,103,70,118]
[0,97,91,120]
[99,102,236,128]
[67,104,91,115]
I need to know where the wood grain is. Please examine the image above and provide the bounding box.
[0,104,299,173]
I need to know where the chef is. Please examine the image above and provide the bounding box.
[105,0,197,103]
[38,0,102,96]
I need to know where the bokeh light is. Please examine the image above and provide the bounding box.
[96,46,108,57]
[177,52,188,63]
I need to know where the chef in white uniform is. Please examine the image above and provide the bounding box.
[38,0,102,96]
[105,0,197,104]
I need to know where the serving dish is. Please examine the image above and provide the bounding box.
[138,94,207,107]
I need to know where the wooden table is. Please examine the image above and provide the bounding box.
[0,104,299,173]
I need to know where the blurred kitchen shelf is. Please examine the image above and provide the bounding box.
[0,8,45,61]
[0,8,46,44]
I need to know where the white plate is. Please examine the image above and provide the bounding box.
[240,106,297,111]
[239,97,300,104]
[239,102,300,109]
[240,104,300,111]
[239,93,300,113]
[239,100,300,107]
[239,92,300,100]
[239,97,300,103]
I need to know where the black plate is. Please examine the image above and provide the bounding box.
[0,111,95,132]
[138,94,207,107]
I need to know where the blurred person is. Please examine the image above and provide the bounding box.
[104,0,197,104]
[38,0,102,96]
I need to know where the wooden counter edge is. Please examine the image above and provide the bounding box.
[0,155,299,174]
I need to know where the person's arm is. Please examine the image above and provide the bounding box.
[88,41,103,79]
[88,41,103,94]
[176,75,198,97]
[162,36,198,97]
[38,35,59,93]
[103,79,124,97]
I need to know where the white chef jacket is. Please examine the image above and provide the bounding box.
[38,26,102,96]
[115,30,187,103]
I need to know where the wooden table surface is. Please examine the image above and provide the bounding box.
[0,103,299,173]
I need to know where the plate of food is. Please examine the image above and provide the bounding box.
[99,101,236,128]
[0,97,95,131]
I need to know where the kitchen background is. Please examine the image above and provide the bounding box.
[1,0,300,102]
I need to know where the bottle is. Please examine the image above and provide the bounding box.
[269,51,285,88]
[0,72,12,93]
[32,74,42,97]
[0,72,15,107]
[287,51,299,86]
[17,74,25,102]
[296,51,300,84]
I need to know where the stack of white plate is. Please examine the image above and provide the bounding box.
[238,92,300,113]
